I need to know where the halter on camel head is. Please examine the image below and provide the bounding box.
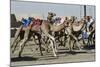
[47,12,56,24]
[47,12,56,20]
[48,12,56,17]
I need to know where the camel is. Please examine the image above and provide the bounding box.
[11,18,44,57]
[64,16,86,51]
[11,12,91,57]
[67,16,95,51]
[32,18,71,57]
[11,12,71,57]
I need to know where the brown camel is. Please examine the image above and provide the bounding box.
[64,16,86,51]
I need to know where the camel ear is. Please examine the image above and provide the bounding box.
[48,12,50,14]
[75,17,77,19]
[54,13,56,16]
[65,17,68,20]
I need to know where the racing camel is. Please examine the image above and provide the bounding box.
[11,12,74,57]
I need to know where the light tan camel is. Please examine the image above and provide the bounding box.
[11,12,70,57]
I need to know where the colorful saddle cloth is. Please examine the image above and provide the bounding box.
[22,18,32,27]
[31,19,42,31]
[53,17,64,26]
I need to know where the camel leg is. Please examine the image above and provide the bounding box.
[12,37,21,53]
[50,39,57,57]
[51,32,58,52]
[11,25,23,48]
[92,34,95,45]
[18,28,29,57]
[91,35,93,45]
[68,37,73,51]
[70,38,75,51]
[48,34,57,53]
[75,41,82,50]
[41,33,51,53]
[88,37,91,46]
[53,39,57,53]
[70,34,82,50]
[44,33,57,57]
[43,37,50,53]
[65,29,72,50]
[18,40,27,57]
[93,33,95,45]
[89,32,94,46]
[91,31,95,45]
[82,38,86,46]
[46,38,51,53]
[63,35,66,47]
[32,34,37,45]
[37,35,43,56]
[65,36,70,50]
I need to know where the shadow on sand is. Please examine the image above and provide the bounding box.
[11,56,38,62]
[11,45,95,62]
[83,45,95,50]
[58,50,87,55]
[58,45,95,55]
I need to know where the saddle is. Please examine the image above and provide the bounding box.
[31,19,42,30]
[53,17,64,26]
[72,21,84,32]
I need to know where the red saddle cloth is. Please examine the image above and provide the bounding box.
[31,19,42,30]
[34,19,42,25]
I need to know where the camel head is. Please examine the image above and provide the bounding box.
[47,12,56,22]
[48,12,56,17]
[64,17,71,27]
[84,16,92,22]
[71,16,77,22]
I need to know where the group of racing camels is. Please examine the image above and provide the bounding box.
[11,12,95,57]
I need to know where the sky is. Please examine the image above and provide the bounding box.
[11,0,96,20]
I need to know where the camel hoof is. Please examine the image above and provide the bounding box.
[12,49,15,54]
[18,53,22,58]
[54,54,57,57]
[54,55,59,59]
[79,48,83,51]
[40,53,43,56]
[12,50,14,54]
[18,55,22,58]
[69,50,73,52]
[19,56,22,58]
[36,48,38,50]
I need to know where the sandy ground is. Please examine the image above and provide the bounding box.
[10,38,95,67]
